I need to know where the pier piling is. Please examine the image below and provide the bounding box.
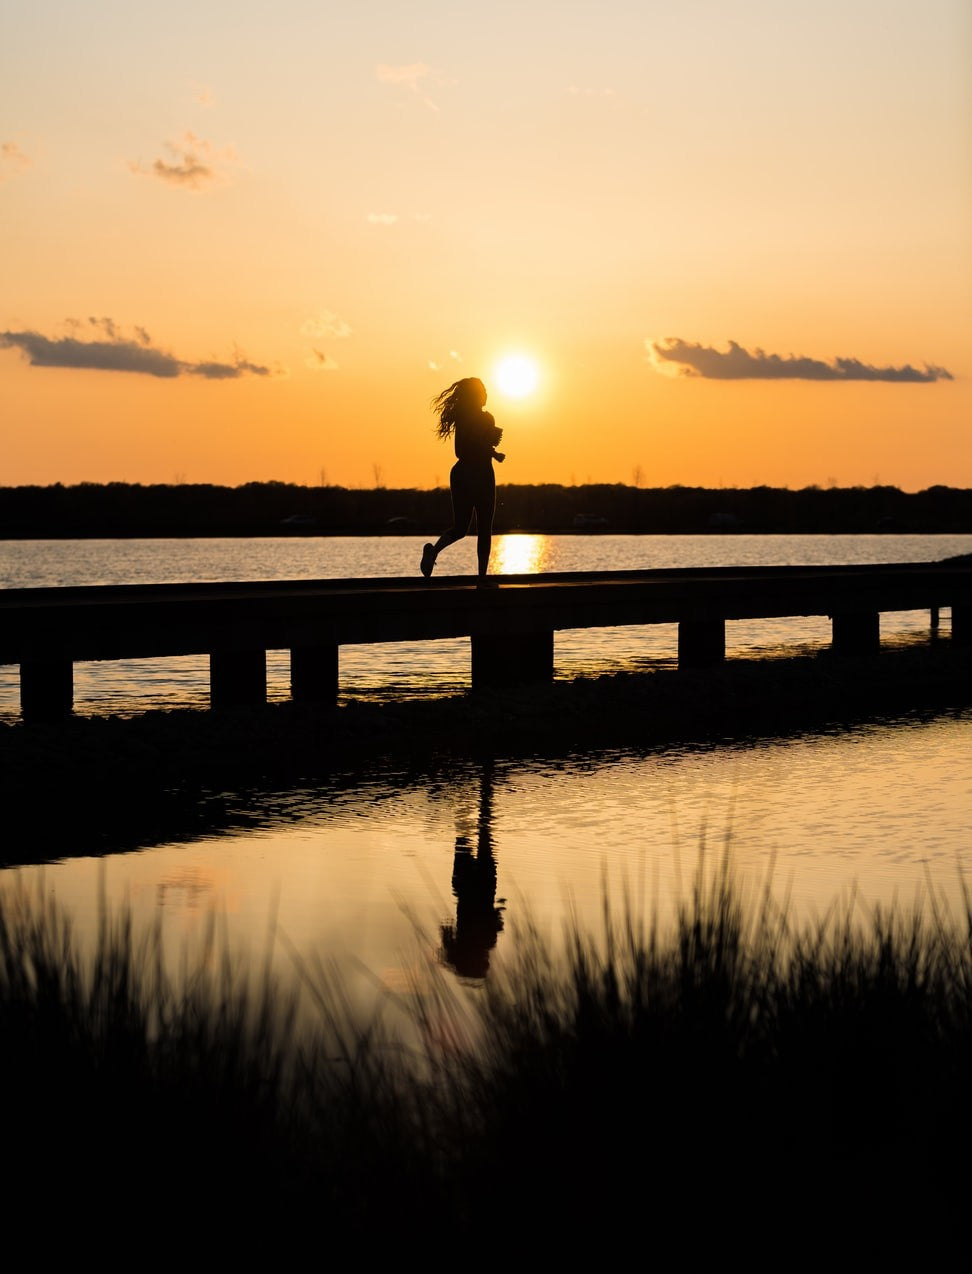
[471,631,554,689]
[210,650,267,709]
[290,644,339,704]
[831,612,881,655]
[20,659,73,724]
[678,619,726,668]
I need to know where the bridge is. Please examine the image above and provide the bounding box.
[2,561,970,722]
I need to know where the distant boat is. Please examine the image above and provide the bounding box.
[572,513,609,530]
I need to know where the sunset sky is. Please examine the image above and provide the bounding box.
[3,0,969,491]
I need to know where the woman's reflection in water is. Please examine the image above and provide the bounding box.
[440,762,505,980]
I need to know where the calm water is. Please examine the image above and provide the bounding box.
[2,534,970,1006]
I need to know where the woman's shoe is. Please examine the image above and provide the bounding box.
[420,544,436,578]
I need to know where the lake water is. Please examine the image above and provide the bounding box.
[2,533,970,1011]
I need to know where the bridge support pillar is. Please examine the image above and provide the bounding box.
[291,644,339,704]
[471,631,554,690]
[678,619,725,669]
[831,612,880,655]
[952,605,972,646]
[210,650,267,709]
[21,659,74,723]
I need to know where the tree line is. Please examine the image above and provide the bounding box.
[1,480,970,537]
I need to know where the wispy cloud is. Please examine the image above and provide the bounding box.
[128,131,236,190]
[1,141,31,180]
[301,311,352,340]
[647,338,953,383]
[376,62,440,111]
[306,349,339,372]
[1,319,272,379]
[427,351,462,373]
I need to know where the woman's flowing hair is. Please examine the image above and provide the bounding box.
[431,377,486,441]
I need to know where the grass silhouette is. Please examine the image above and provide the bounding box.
[2,853,970,1254]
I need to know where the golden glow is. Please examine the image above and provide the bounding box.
[492,534,549,577]
[494,354,540,399]
[1,6,967,490]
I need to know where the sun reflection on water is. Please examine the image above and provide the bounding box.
[492,533,550,576]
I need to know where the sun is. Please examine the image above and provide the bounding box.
[494,353,539,399]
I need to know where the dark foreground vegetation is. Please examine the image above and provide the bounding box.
[2,856,969,1255]
[2,646,970,1251]
[3,479,971,536]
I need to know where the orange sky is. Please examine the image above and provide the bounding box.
[2,1,969,490]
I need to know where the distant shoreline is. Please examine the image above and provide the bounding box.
[8,529,972,541]
[2,481,971,538]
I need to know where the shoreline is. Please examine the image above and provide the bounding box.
[3,641,969,862]
[4,481,972,540]
[5,529,972,540]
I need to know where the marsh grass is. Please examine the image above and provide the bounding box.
[2,855,971,1251]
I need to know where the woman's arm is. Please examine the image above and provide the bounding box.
[485,412,504,460]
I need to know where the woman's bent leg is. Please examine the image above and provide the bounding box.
[433,525,465,554]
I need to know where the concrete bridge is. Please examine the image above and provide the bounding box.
[2,561,970,722]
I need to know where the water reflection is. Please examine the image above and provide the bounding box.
[492,533,550,576]
[2,711,969,1007]
[440,761,505,979]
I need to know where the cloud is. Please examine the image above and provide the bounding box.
[1,320,272,379]
[1,141,31,179]
[427,351,462,372]
[301,311,352,340]
[306,349,339,372]
[376,62,439,111]
[367,212,398,225]
[376,63,430,89]
[129,132,236,190]
[647,338,953,383]
[191,353,271,379]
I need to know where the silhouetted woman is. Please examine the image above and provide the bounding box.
[421,377,505,579]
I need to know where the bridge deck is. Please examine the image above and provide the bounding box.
[2,561,970,721]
